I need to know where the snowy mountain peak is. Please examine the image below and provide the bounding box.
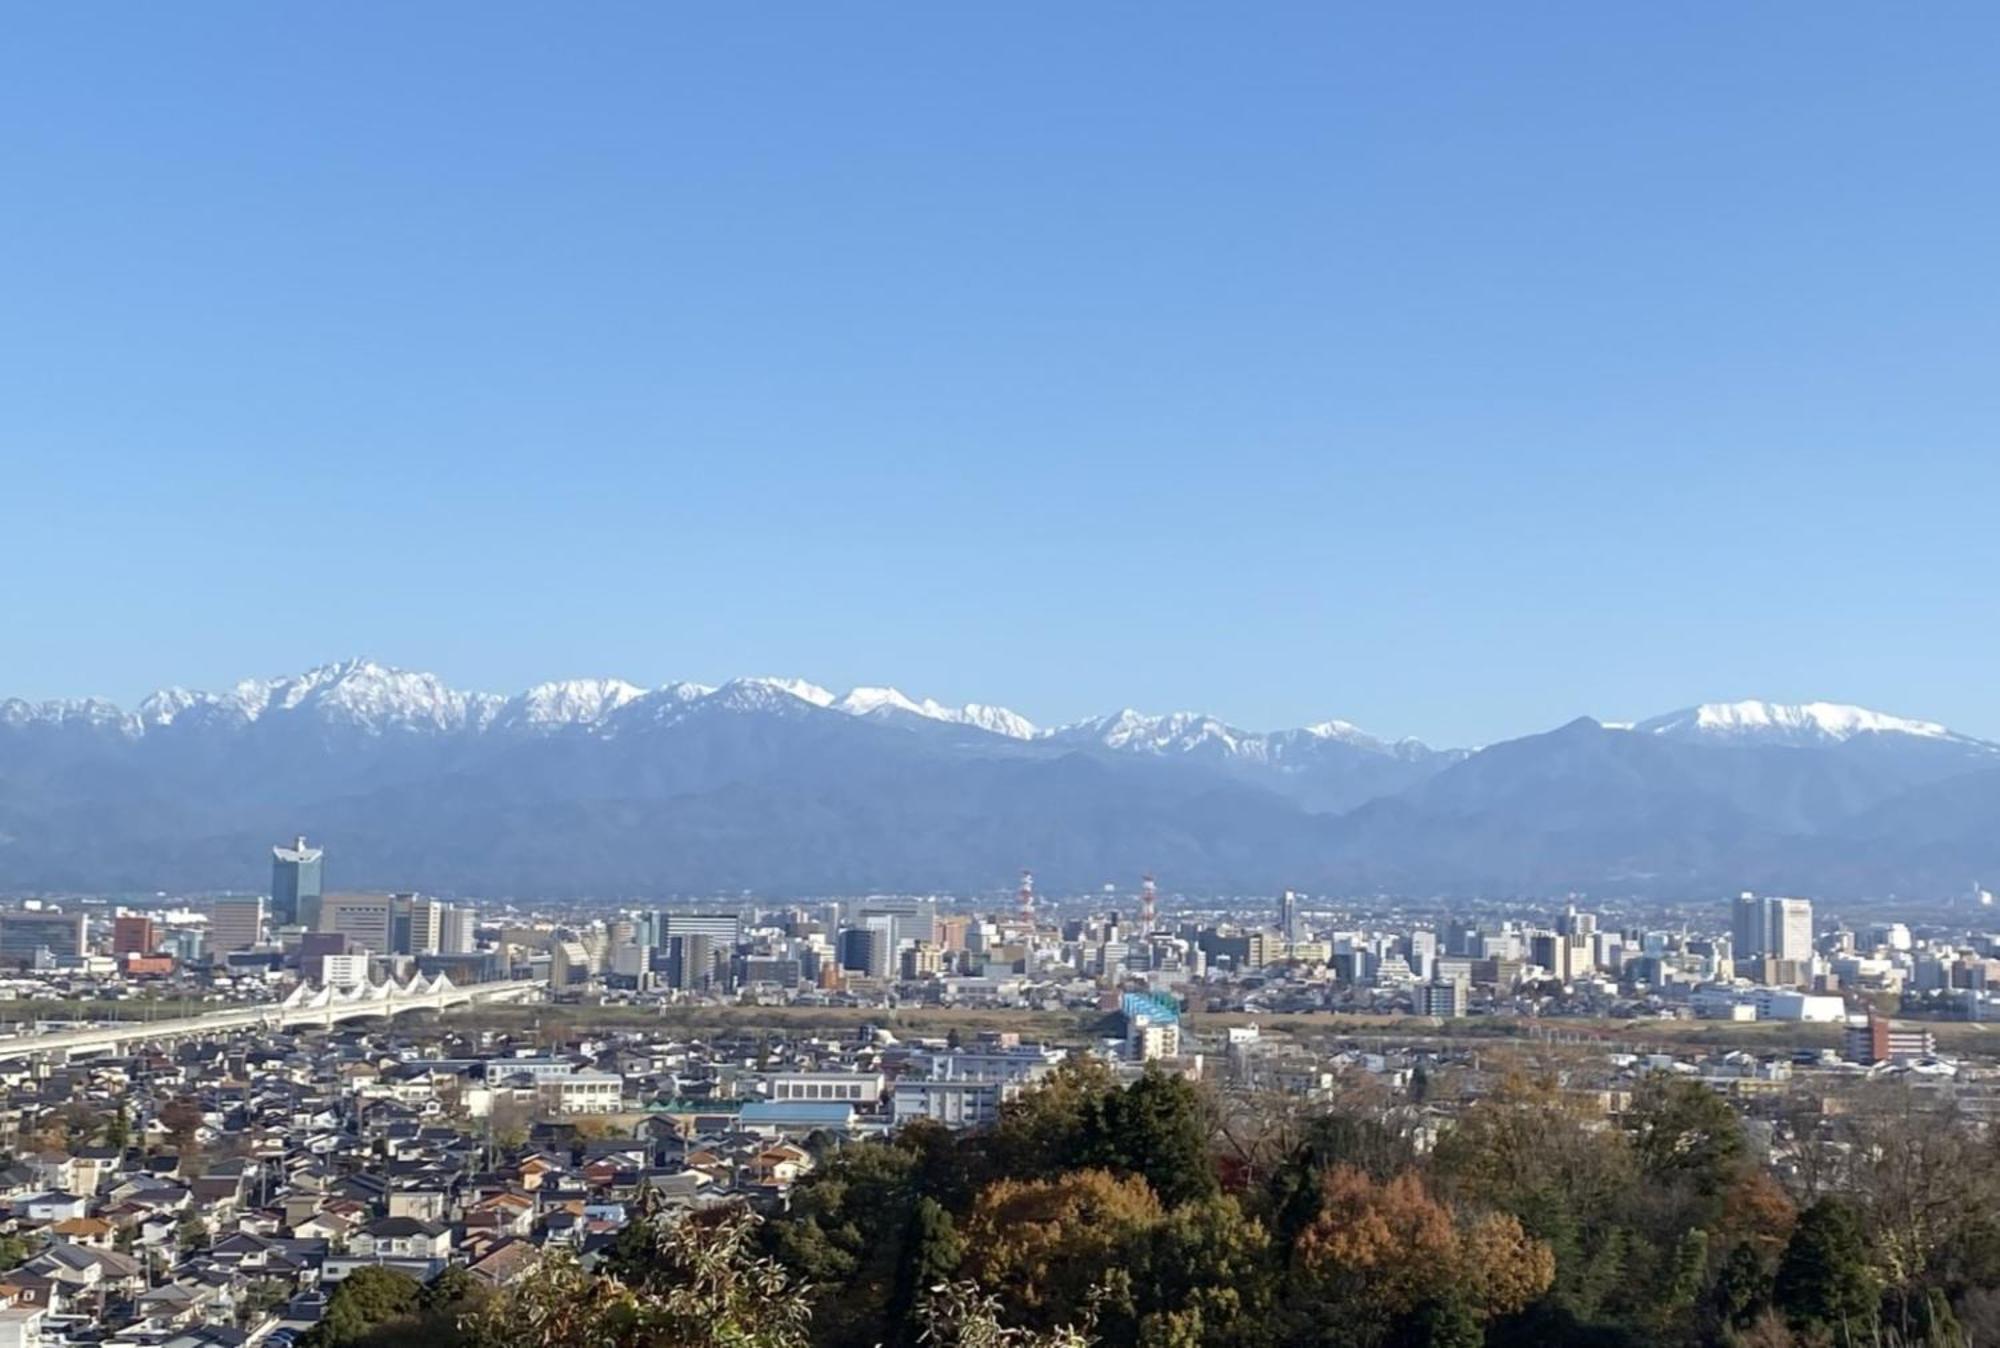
[741,677,837,708]
[257,659,493,733]
[1057,709,1249,755]
[1632,700,1969,746]
[835,686,1040,739]
[956,703,1039,740]
[837,686,929,718]
[497,678,650,730]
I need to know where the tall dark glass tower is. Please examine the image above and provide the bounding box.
[272,835,324,929]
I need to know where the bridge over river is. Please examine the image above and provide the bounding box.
[0,973,543,1062]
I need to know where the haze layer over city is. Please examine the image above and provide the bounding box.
[5,6,1999,1348]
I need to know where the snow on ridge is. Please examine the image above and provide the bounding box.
[498,678,650,728]
[956,703,1039,740]
[835,685,1040,739]
[1633,699,1970,745]
[740,676,837,708]
[1049,708,1423,762]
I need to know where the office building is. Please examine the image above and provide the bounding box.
[299,932,349,963]
[318,893,394,955]
[1731,894,1814,980]
[440,905,476,955]
[667,934,719,990]
[900,943,945,980]
[1770,898,1814,964]
[1557,905,1597,938]
[113,915,158,957]
[1730,893,1764,965]
[609,942,649,980]
[1529,932,1562,979]
[395,895,445,956]
[551,940,594,988]
[1418,977,1468,1018]
[271,835,325,929]
[317,953,371,989]
[839,923,893,979]
[1843,1015,1936,1066]
[657,912,742,948]
[848,897,936,948]
[209,898,266,954]
[742,956,802,988]
[0,911,88,968]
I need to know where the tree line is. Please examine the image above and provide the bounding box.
[309,1054,2000,1347]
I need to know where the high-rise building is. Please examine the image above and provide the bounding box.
[854,899,936,948]
[1279,890,1300,942]
[318,893,393,954]
[1771,898,1814,964]
[1731,893,1814,978]
[667,933,718,990]
[658,912,742,946]
[838,925,892,979]
[0,910,87,967]
[1557,905,1597,938]
[113,915,158,957]
[395,895,445,956]
[552,939,593,988]
[440,905,476,955]
[209,897,266,954]
[271,835,325,929]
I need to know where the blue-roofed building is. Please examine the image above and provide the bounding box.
[737,1100,856,1136]
[1121,991,1180,1025]
[1121,990,1183,1062]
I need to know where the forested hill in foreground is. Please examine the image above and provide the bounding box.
[5,660,2000,899]
[309,1057,1989,1348]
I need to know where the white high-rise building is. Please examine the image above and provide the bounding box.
[1730,893,1814,975]
[440,905,476,955]
[1770,897,1814,964]
[407,897,446,956]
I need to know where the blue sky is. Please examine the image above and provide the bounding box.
[4,4,1998,746]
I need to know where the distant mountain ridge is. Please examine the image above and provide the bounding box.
[1,661,1996,899]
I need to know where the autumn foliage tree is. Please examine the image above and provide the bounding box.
[1292,1165,1553,1338]
[962,1170,1165,1327]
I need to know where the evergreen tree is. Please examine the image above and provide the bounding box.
[1774,1198,1879,1341]
[890,1197,965,1345]
[1085,1068,1217,1208]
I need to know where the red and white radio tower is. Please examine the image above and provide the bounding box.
[1140,874,1157,930]
[1017,870,1036,924]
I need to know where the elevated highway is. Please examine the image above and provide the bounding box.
[0,974,542,1063]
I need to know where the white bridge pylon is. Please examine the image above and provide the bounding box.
[0,974,540,1063]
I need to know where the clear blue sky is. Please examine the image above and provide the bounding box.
[4,4,1998,747]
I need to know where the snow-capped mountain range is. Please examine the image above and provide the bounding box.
[4,662,1998,899]
[11,659,1984,759]
[4,658,1423,753]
